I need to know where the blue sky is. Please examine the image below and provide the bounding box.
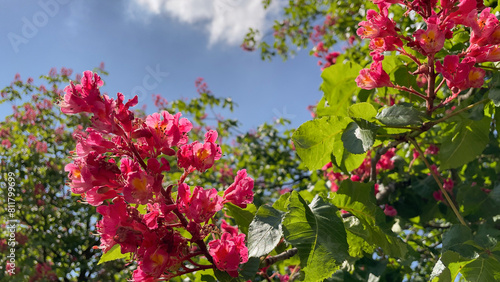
[0,0,323,132]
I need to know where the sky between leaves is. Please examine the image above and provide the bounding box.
[0,0,325,131]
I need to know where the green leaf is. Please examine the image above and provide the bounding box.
[292,116,351,170]
[456,184,498,217]
[461,256,500,281]
[442,225,478,259]
[282,191,349,282]
[214,269,241,282]
[488,74,500,107]
[348,102,378,121]
[332,135,366,172]
[316,96,336,117]
[376,103,423,126]
[430,251,472,282]
[273,193,291,212]
[321,61,363,116]
[238,257,261,281]
[97,244,132,265]
[224,203,257,235]
[439,116,490,169]
[341,121,378,154]
[331,181,409,258]
[247,205,283,258]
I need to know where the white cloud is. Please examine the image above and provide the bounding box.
[127,0,282,46]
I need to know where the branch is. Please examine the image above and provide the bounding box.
[409,138,466,226]
[393,85,428,100]
[263,248,298,267]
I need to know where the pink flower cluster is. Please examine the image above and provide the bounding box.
[322,148,396,192]
[356,0,498,100]
[322,148,397,215]
[61,71,255,280]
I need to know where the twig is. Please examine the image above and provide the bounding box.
[263,248,298,267]
[409,138,466,226]
[427,98,489,126]
[393,85,428,100]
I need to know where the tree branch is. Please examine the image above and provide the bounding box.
[263,248,298,267]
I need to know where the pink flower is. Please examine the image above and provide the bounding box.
[223,169,254,208]
[123,170,154,205]
[356,61,394,90]
[141,246,172,278]
[1,139,11,149]
[413,16,446,54]
[436,55,485,95]
[443,179,454,192]
[96,197,146,253]
[447,0,477,27]
[466,44,500,63]
[424,144,439,155]
[357,9,398,39]
[65,152,121,195]
[208,226,248,277]
[350,175,361,182]
[145,111,192,153]
[369,36,403,52]
[383,205,397,217]
[177,130,222,172]
[470,8,499,46]
[35,141,48,153]
[177,183,223,223]
[132,264,157,282]
[85,186,118,206]
[59,71,105,115]
[433,191,444,202]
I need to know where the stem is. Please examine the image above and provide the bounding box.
[170,264,214,278]
[262,248,298,267]
[399,47,421,66]
[393,85,428,100]
[409,139,466,226]
[478,65,500,71]
[427,54,436,114]
[433,77,446,98]
[427,98,489,126]
[171,208,215,264]
[382,125,421,130]
[178,170,190,185]
[125,137,148,171]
